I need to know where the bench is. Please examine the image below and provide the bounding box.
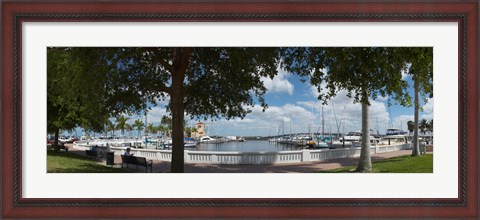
[85,150,98,159]
[57,143,68,152]
[121,155,153,173]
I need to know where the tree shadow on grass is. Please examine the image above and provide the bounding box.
[48,163,131,173]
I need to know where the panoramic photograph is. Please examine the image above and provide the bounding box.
[47,47,433,173]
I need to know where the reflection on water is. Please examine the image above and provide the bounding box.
[193,140,305,152]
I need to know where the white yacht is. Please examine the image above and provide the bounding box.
[199,136,221,144]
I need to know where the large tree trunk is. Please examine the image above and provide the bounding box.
[412,80,420,156]
[170,82,185,173]
[356,101,372,172]
[170,48,191,173]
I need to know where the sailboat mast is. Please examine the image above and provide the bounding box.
[322,105,325,134]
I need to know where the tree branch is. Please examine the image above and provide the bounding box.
[146,48,174,74]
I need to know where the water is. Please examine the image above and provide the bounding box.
[192,140,306,152]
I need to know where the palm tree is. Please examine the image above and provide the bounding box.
[133,119,144,138]
[115,116,130,138]
[125,123,133,138]
[427,119,433,135]
[184,126,198,138]
[161,116,173,137]
[156,125,165,137]
[146,123,156,136]
[106,120,116,137]
[419,119,429,135]
[406,48,433,156]
[427,119,433,144]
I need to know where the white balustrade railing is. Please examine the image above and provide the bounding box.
[104,143,412,165]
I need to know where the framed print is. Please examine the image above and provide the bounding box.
[2,0,478,218]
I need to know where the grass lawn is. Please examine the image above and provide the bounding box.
[319,154,433,173]
[47,150,131,173]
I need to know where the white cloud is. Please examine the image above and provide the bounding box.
[261,69,294,95]
[391,115,414,131]
[201,88,394,136]
[391,98,434,133]
[422,98,433,114]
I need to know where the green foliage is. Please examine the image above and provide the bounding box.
[401,47,433,102]
[115,115,129,137]
[133,119,144,137]
[105,119,116,136]
[125,123,133,138]
[427,119,433,134]
[146,123,156,135]
[419,119,429,135]
[108,48,280,119]
[47,47,149,136]
[184,126,197,138]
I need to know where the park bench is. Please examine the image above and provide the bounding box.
[85,150,98,160]
[58,143,68,152]
[121,155,153,173]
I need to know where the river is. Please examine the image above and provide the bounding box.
[191,140,307,152]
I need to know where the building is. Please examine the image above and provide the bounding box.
[191,122,207,138]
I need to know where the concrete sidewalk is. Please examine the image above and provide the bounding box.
[64,144,413,173]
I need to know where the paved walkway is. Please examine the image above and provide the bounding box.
[65,144,414,173]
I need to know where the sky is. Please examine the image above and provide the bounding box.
[66,66,433,138]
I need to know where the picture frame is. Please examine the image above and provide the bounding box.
[1,0,478,218]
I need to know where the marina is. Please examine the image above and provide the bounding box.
[71,128,431,153]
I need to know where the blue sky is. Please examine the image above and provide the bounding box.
[65,67,433,138]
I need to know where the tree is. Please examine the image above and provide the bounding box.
[133,119,144,138]
[146,123,156,136]
[48,48,121,149]
[282,47,411,172]
[106,120,116,137]
[48,47,149,149]
[407,121,415,135]
[125,123,133,138]
[109,47,280,172]
[184,126,197,138]
[419,119,429,135]
[115,116,130,138]
[160,115,173,137]
[427,119,433,144]
[427,119,433,135]
[402,48,433,156]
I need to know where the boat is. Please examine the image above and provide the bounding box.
[73,138,144,148]
[329,139,353,148]
[315,135,331,148]
[184,138,197,147]
[386,128,408,135]
[343,131,362,142]
[198,136,224,144]
[292,135,313,145]
[342,130,380,147]
[380,134,411,145]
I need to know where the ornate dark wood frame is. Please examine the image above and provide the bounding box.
[1,0,478,218]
